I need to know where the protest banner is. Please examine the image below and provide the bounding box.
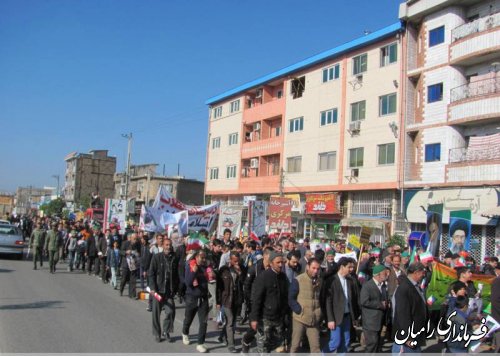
[347,234,361,253]
[249,200,267,239]
[269,197,292,231]
[217,206,242,239]
[426,262,494,310]
[334,251,357,263]
[305,193,338,214]
[103,199,127,234]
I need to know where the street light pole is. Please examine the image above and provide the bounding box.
[121,133,133,202]
[52,175,60,198]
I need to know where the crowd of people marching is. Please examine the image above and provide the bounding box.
[6,214,500,354]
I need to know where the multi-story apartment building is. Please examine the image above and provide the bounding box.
[63,150,117,206]
[205,23,407,240]
[400,0,500,261]
[14,186,55,214]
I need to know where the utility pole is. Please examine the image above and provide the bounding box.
[122,133,133,202]
[52,175,60,198]
[279,168,285,197]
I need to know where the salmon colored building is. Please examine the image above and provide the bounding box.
[205,23,407,240]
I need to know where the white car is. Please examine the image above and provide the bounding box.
[0,224,24,259]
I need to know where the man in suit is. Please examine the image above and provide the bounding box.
[387,254,405,299]
[360,264,389,353]
[324,257,360,353]
[391,262,429,353]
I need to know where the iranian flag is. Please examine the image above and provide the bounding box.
[187,232,209,251]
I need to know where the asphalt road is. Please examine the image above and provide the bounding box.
[0,254,228,353]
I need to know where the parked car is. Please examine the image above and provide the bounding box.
[0,224,24,259]
[0,219,10,225]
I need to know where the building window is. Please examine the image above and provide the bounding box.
[322,64,340,83]
[287,156,302,173]
[379,93,397,116]
[228,132,238,145]
[209,167,219,180]
[320,108,338,126]
[378,143,395,165]
[380,43,397,67]
[291,76,305,99]
[429,26,445,47]
[351,101,366,122]
[213,106,223,119]
[226,165,237,179]
[212,137,221,149]
[425,143,441,162]
[352,53,367,75]
[318,151,336,171]
[349,147,364,168]
[230,100,240,113]
[159,184,173,192]
[427,83,443,103]
[277,89,283,99]
[289,117,304,133]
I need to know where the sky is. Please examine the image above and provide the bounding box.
[0,0,402,193]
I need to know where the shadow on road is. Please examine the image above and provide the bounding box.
[0,300,66,310]
[0,268,14,273]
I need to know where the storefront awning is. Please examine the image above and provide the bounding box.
[481,206,500,218]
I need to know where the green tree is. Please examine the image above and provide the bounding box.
[39,198,66,217]
[387,234,406,248]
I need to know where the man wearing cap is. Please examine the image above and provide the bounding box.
[29,221,45,270]
[44,222,62,274]
[360,264,389,353]
[250,251,289,354]
[391,262,429,353]
[400,251,410,272]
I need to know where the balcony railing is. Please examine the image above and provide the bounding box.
[452,11,500,42]
[449,146,500,164]
[450,77,500,103]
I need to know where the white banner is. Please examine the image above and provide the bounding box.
[151,186,219,232]
[159,210,189,236]
[334,251,358,262]
[104,199,127,234]
[217,206,243,239]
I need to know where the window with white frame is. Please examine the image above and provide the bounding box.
[212,137,221,149]
[213,106,223,119]
[226,165,237,179]
[159,183,173,192]
[289,117,304,133]
[380,43,397,67]
[230,100,240,113]
[351,101,366,122]
[378,143,395,165]
[349,147,364,168]
[228,132,238,145]
[322,64,340,83]
[352,53,367,75]
[320,108,338,126]
[209,167,219,180]
[379,93,397,116]
[318,151,336,171]
[287,156,302,173]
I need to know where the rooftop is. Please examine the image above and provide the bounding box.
[205,21,403,105]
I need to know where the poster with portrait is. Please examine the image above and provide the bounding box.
[104,199,127,234]
[249,200,267,239]
[449,210,471,254]
[425,204,443,258]
[217,206,242,239]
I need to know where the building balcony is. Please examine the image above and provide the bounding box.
[239,175,280,194]
[241,136,283,159]
[450,12,500,65]
[243,97,285,124]
[446,140,500,184]
[449,77,500,124]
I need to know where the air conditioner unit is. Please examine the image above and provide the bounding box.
[254,122,261,130]
[255,89,263,98]
[349,121,361,132]
[250,158,259,169]
[351,168,359,177]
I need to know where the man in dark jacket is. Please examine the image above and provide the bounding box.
[148,238,179,343]
[140,233,152,295]
[182,249,210,353]
[119,233,141,298]
[391,262,429,353]
[85,230,98,276]
[216,251,243,353]
[250,251,289,354]
[97,229,109,282]
[324,257,360,353]
[360,264,389,353]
